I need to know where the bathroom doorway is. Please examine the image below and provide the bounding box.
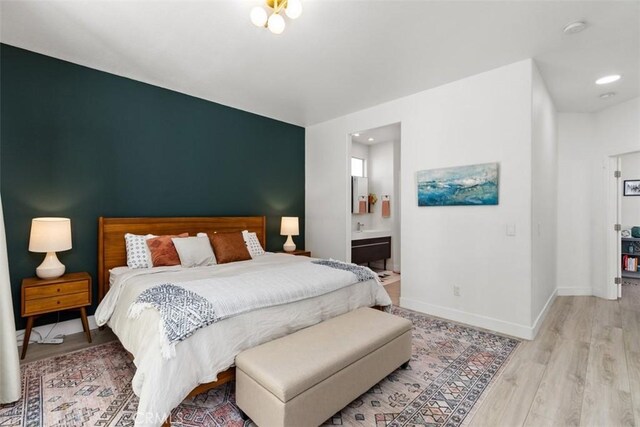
[349,123,401,301]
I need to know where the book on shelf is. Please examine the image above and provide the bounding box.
[622,255,639,272]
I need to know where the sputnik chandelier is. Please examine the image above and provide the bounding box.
[250,0,302,35]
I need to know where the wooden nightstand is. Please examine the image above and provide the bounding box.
[279,250,311,257]
[21,272,92,359]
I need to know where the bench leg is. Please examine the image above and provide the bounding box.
[401,360,410,369]
[238,407,249,421]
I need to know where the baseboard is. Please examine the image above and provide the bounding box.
[530,289,557,339]
[556,287,593,296]
[399,297,534,340]
[15,315,98,341]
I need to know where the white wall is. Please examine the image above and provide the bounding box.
[622,152,640,229]
[307,59,541,338]
[556,114,598,295]
[556,97,640,298]
[393,136,402,272]
[350,141,371,231]
[368,140,397,270]
[530,64,558,327]
[368,141,394,231]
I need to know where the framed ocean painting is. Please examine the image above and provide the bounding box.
[417,162,499,206]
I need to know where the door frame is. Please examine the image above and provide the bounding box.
[606,150,640,299]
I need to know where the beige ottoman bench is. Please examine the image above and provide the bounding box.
[235,307,412,427]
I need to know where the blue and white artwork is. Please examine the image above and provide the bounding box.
[417,162,499,206]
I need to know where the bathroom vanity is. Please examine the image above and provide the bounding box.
[352,230,391,270]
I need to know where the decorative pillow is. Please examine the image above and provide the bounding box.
[172,236,216,267]
[146,233,188,267]
[210,232,252,264]
[242,230,265,258]
[125,233,156,268]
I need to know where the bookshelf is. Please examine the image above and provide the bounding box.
[622,237,640,279]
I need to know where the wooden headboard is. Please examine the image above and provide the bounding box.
[97,216,266,303]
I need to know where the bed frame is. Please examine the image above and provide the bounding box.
[97,216,266,425]
[97,216,266,302]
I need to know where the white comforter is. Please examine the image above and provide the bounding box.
[94,253,391,427]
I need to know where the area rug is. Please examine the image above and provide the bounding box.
[0,307,519,427]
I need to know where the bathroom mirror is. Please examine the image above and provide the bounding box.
[352,177,369,214]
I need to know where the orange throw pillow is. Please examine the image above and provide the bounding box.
[146,233,189,267]
[210,232,251,264]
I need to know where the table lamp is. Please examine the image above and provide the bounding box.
[280,217,299,252]
[28,217,72,279]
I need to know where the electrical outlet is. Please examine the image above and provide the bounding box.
[453,285,461,297]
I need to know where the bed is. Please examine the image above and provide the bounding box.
[94,216,392,427]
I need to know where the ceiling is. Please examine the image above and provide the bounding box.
[1,1,638,127]
[352,123,401,146]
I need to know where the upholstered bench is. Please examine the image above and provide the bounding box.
[235,307,412,427]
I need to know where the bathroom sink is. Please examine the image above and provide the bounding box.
[352,229,392,240]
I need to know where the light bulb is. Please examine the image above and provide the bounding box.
[250,6,268,27]
[268,13,285,34]
[595,74,621,85]
[285,0,302,19]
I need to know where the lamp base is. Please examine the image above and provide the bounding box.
[283,235,296,252]
[36,252,65,279]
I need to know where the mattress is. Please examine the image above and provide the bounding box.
[94,253,392,427]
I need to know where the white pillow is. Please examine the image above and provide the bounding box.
[124,233,155,268]
[242,230,265,258]
[172,236,216,267]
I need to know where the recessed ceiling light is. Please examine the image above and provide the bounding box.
[353,133,360,137]
[563,21,587,35]
[599,92,616,99]
[368,137,374,142]
[596,75,621,85]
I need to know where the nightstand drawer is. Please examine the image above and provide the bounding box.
[24,292,90,315]
[24,280,88,300]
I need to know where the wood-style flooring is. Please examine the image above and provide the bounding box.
[469,284,640,427]
[19,327,116,364]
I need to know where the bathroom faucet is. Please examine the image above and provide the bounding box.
[357,222,364,231]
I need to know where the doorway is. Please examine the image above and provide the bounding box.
[348,123,401,301]
[609,151,640,299]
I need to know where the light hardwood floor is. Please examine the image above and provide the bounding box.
[384,279,401,306]
[469,284,640,427]
[19,327,116,364]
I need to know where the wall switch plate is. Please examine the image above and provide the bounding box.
[506,223,516,236]
[453,285,461,297]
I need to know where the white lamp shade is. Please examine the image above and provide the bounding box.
[285,0,302,19]
[280,217,299,236]
[28,218,72,253]
[250,6,268,27]
[267,12,285,34]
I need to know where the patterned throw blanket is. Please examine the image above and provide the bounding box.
[128,284,218,345]
[128,259,379,358]
[311,259,377,282]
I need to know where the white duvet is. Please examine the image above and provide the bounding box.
[94,253,392,427]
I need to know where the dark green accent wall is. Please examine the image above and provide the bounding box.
[1,44,305,330]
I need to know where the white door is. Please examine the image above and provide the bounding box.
[606,156,622,299]
[616,157,622,298]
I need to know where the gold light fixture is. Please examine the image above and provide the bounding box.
[250,0,302,35]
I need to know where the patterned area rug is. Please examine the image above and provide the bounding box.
[0,307,518,427]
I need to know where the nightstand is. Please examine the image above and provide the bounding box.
[21,272,92,359]
[280,250,311,257]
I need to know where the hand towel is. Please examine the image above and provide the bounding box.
[382,199,391,218]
